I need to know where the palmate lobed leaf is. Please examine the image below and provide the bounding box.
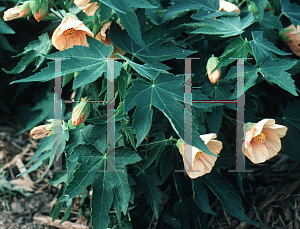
[3,33,52,74]
[61,144,141,229]
[226,57,298,98]
[203,171,261,225]
[281,0,300,28]
[124,73,217,157]
[250,31,290,63]
[10,38,115,89]
[109,22,196,70]
[191,13,255,38]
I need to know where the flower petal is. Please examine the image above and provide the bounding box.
[264,124,288,138]
[245,141,269,164]
[200,133,217,144]
[262,129,281,160]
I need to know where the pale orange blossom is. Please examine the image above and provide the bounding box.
[177,134,223,179]
[243,119,288,164]
[52,14,94,51]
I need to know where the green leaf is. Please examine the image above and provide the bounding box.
[204,171,260,224]
[191,13,255,38]
[110,22,196,70]
[253,0,267,20]
[117,54,168,80]
[111,0,151,53]
[190,0,237,21]
[62,145,141,229]
[250,31,290,63]
[124,73,216,156]
[282,100,300,163]
[3,33,52,74]
[125,127,136,150]
[192,179,216,215]
[206,106,223,135]
[134,166,161,218]
[132,104,153,147]
[159,145,176,183]
[201,81,236,110]
[258,57,297,96]
[281,0,300,27]
[217,37,253,70]
[138,133,166,175]
[254,12,283,44]
[225,63,259,98]
[0,18,15,34]
[98,0,125,13]
[226,57,297,97]
[10,37,114,89]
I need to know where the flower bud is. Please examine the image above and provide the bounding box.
[34,0,49,22]
[30,124,52,139]
[206,55,220,84]
[3,7,22,21]
[29,0,40,16]
[19,1,32,17]
[248,3,258,14]
[279,25,300,57]
[71,98,90,126]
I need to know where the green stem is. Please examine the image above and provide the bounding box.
[238,0,247,8]
[139,138,177,147]
[49,0,64,18]
[50,8,63,19]
[278,12,284,20]
[92,102,102,117]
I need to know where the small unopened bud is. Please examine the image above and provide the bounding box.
[19,1,32,17]
[71,98,90,126]
[29,0,40,16]
[34,0,49,22]
[30,124,52,139]
[206,55,220,84]
[248,3,258,14]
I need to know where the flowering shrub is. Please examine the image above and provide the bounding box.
[1,0,300,228]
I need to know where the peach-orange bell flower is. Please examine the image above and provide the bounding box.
[74,0,99,16]
[95,22,126,58]
[219,0,240,14]
[281,24,300,57]
[243,119,288,164]
[177,134,223,179]
[52,15,94,51]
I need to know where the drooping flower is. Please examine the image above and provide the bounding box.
[71,98,90,126]
[219,0,240,14]
[176,134,223,179]
[243,119,288,164]
[74,0,99,16]
[95,22,126,58]
[30,124,52,139]
[30,119,61,139]
[279,24,300,57]
[3,1,31,21]
[206,55,220,84]
[52,14,94,51]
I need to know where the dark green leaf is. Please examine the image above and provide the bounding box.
[204,171,260,224]
[281,0,300,27]
[193,179,216,215]
[191,14,255,38]
[250,31,290,63]
[3,33,52,74]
